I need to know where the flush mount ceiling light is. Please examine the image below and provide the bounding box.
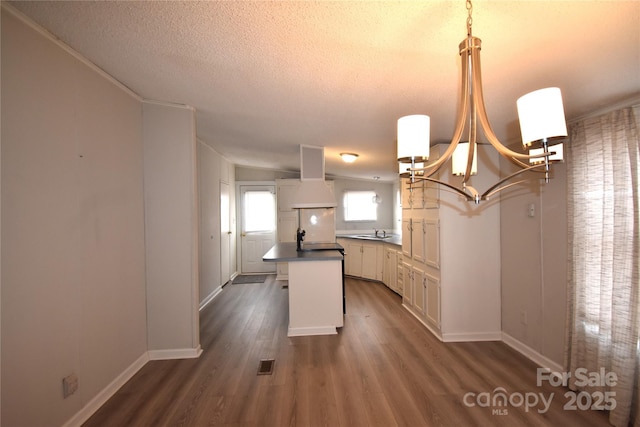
[340,153,359,163]
[397,0,567,204]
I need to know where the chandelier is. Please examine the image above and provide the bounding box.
[397,0,567,204]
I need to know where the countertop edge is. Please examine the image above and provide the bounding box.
[336,234,402,246]
[263,242,344,262]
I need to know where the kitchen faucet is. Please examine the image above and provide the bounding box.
[296,228,306,252]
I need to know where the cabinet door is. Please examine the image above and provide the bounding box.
[396,254,404,294]
[346,241,363,277]
[411,219,425,263]
[376,245,385,281]
[361,244,377,280]
[401,178,412,210]
[401,218,412,258]
[425,219,440,269]
[402,262,413,306]
[413,267,426,317]
[384,247,398,291]
[277,213,298,243]
[424,181,439,209]
[276,261,289,280]
[276,180,301,212]
[425,273,441,327]
[411,180,425,210]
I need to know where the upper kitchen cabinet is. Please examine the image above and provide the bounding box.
[277,179,301,213]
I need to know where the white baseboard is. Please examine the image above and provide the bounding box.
[61,344,204,427]
[501,332,563,372]
[287,326,337,337]
[61,352,149,427]
[402,304,443,340]
[199,286,223,311]
[148,345,203,360]
[442,331,502,342]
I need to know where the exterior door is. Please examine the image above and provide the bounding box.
[240,185,276,273]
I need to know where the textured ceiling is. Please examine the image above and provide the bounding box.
[8,1,640,182]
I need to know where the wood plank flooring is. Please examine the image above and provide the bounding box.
[83,276,611,426]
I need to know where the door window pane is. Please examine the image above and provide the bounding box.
[244,191,275,232]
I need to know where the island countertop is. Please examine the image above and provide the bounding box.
[262,242,344,262]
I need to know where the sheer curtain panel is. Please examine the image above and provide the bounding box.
[565,105,640,427]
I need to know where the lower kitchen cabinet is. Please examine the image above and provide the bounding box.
[345,240,381,281]
[425,273,441,328]
[383,246,402,294]
[338,238,400,293]
[402,263,426,316]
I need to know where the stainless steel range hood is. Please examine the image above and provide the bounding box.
[290,145,337,209]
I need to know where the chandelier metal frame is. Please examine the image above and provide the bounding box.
[398,0,566,204]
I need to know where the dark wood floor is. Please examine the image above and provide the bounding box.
[84,276,611,426]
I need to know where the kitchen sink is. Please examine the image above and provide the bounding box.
[355,234,391,239]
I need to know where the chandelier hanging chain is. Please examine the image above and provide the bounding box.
[466,0,473,36]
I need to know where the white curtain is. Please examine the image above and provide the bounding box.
[565,105,640,427]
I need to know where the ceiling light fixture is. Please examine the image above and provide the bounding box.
[397,0,567,204]
[340,153,359,163]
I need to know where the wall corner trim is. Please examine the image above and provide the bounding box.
[142,98,196,111]
[61,352,149,427]
[2,2,143,103]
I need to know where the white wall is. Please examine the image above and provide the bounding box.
[500,157,568,367]
[198,141,237,305]
[437,144,502,339]
[2,9,147,426]
[143,102,201,357]
[198,143,222,301]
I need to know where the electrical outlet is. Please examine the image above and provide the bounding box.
[528,203,536,218]
[520,310,528,325]
[62,374,78,398]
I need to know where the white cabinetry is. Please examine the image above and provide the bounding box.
[399,144,501,342]
[401,218,412,258]
[402,263,425,316]
[275,179,301,280]
[413,267,426,317]
[402,262,413,306]
[411,218,425,263]
[383,246,401,294]
[345,240,362,277]
[345,240,380,281]
[339,238,399,292]
[425,273,441,328]
[276,178,336,280]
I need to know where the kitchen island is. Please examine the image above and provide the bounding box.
[263,242,344,337]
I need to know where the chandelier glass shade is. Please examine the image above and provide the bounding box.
[397,0,567,204]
